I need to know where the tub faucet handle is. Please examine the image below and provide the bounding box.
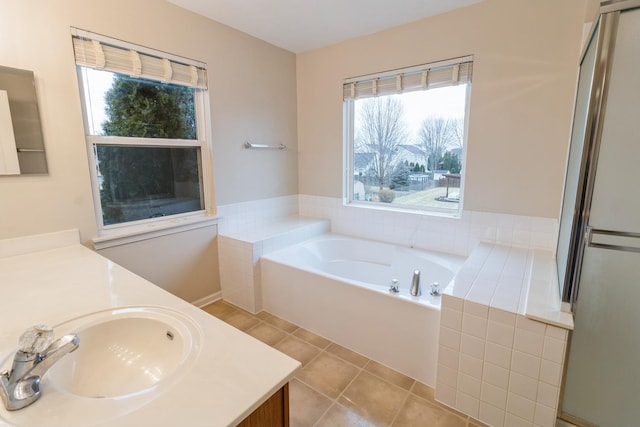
[430,282,441,296]
[389,279,399,293]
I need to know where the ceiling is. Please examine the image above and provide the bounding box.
[167,0,484,53]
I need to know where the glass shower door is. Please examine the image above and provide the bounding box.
[561,6,640,427]
[562,242,640,426]
[555,20,598,303]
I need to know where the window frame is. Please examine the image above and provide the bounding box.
[73,31,215,238]
[343,57,472,217]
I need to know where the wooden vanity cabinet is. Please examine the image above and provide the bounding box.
[237,383,289,427]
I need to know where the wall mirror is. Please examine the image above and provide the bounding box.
[0,65,47,175]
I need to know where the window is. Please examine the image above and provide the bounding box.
[344,57,472,216]
[72,29,210,230]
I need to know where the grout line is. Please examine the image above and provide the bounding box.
[311,401,339,427]
[389,387,412,427]
[314,358,365,425]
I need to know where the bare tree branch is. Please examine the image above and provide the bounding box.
[417,116,460,171]
[355,97,408,188]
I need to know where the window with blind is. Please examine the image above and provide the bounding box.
[344,56,472,216]
[71,28,211,230]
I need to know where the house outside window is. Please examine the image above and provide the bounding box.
[71,28,211,232]
[344,56,472,216]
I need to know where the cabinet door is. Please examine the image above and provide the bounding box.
[237,384,289,427]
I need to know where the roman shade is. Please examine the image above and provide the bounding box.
[343,56,472,100]
[71,28,208,89]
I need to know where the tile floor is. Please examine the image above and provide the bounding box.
[202,300,489,427]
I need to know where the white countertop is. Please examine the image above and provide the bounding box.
[0,230,300,427]
[446,242,574,330]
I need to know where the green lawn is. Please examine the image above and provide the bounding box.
[393,187,459,209]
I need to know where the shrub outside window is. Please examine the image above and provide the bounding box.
[344,57,472,216]
[72,29,210,230]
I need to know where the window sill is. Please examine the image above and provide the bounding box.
[345,200,462,219]
[92,213,218,250]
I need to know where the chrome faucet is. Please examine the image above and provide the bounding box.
[410,270,421,296]
[0,325,79,411]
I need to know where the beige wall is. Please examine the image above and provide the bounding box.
[97,227,218,303]
[585,0,601,23]
[296,0,586,218]
[0,0,298,301]
[0,0,298,242]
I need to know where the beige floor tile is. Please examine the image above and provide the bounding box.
[222,310,260,331]
[326,343,369,367]
[338,371,408,426]
[288,378,332,427]
[231,311,481,427]
[255,310,271,320]
[411,381,435,402]
[293,328,332,349]
[365,360,415,391]
[201,300,238,320]
[260,312,299,333]
[296,352,360,399]
[392,395,466,427]
[245,322,287,346]
[275,336,321,367]
[315,403,382,427]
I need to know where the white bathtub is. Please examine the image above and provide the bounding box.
[261,233,465,386]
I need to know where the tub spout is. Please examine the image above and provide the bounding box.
[410,270,421,296]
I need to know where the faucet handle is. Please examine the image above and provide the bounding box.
[430,282,441,296]
[18,325,54,354]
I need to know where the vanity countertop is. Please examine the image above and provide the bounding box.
[0,230,300,427]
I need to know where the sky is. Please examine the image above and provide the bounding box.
[80,67,114,136]
[396,85,468,143]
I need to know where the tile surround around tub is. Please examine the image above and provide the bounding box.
[437,296,569,427]
[218,216,330,313]
[435,244,570,427]
[217,195,299,235]
[298,195,558,257]
[217,195,558,257]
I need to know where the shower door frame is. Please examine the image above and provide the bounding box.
[558,1,640,426]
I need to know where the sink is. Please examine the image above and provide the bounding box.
[46,306,201,398]
[0,307,201,426]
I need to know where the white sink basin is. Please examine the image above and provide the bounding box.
[47,307,201,398]
[0,307,201,426]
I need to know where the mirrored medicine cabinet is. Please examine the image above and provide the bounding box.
[0,65,47,175]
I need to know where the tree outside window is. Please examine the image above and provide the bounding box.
[349,84,469,212]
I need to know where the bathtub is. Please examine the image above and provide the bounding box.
[260,233,465,386]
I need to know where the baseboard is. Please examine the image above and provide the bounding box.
[557,415,593,427]
[556,420,579,427]
[191,291,222,308]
